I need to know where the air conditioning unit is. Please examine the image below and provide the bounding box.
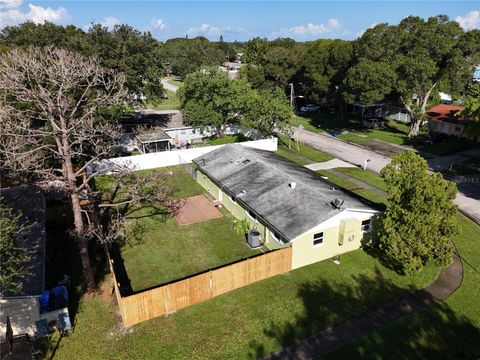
[247,230,262,248]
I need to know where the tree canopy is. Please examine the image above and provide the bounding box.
[179,69,293,136]
[378,152,459,275]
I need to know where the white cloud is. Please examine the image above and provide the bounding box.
[151,18,166,31]
[274,19,341,37]
[186,23,246,37]
[99,16,120,29]
[0,0,67,28]
[357,22,379,38]
[456,10,480,31]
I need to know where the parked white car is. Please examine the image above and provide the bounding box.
[300,104,320,112]
[362,118,386,129]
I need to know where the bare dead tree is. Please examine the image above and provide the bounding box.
[0,47,180,290]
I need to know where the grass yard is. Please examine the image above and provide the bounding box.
[47,239,441,360]
[326,214,480,359]
[275,137,333,165]
[97,166,262,291]
[144,89,180,110]
[167,79,184,88]
[205,133,251,145]
[334,167,388,192]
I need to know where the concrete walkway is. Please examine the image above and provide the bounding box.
[161,78,179,93]
[300,130,480,225]
[305,159,355,171]
[262,253,463,360]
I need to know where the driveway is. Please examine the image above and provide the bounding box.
[161,78,179,93]
[301,130,480,224]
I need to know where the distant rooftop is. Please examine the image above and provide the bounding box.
[193,145,375,241]
[0,186,46,297]
[427,104,466,123]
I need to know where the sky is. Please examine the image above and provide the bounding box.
[0,0,479,41]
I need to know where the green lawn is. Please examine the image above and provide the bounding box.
[205,133,251,146]
[97,167,262,291]
[326,214,480,359]
[47,240,441,359]
[334,167,388,192]
[145,89,180,110]
[167,79,184,88]
[275,138,333,165]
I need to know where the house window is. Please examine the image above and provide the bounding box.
[361,219,371,233]
[230,194,237,203]
[455,126,462,132]
[313,232,324,247]
[271,231,284,244]
[246,209,257,222]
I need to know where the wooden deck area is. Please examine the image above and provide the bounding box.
[174,194,223,225]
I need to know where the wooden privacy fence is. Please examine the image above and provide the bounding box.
[110,247,292,327]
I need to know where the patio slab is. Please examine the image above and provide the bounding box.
[174,194,223,225]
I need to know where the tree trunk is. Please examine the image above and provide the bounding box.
[71,192,96,291]
[408,120,421,137]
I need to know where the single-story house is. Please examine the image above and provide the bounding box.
[192,144,378,270]
[426,104,468,138]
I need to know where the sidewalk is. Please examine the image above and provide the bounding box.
[262,254,463,360]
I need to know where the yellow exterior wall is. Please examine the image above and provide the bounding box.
[291,218,363,269]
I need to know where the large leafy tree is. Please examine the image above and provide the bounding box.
[461,82,480,138]
[297,39,353,106]
[0,203,33,296]
[378,152,459,275]
[347,16,476,136]
[179,69,252,136]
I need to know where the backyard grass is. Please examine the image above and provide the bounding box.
[46,239,441,360]
[96,166,262,291]
[167,79,184,88]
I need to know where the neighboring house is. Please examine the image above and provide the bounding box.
[219,61,244,79]
[192,144,378,269]
[0,186,46,340]
[427,104,469,138]
[0,186,71,342]
[473,64,480,83]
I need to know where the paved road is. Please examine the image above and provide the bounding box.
[301,130,480,224]
[161,78,179,93]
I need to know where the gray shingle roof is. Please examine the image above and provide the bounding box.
[0,186,46,297]
[193,144,375,241]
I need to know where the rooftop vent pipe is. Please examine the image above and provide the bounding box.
[289,182,297,189]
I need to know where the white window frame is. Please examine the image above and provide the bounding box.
[361,219,371,233]
[246,209,257,222]
[313,232,324,247]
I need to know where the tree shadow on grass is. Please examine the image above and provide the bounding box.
[248,264,478,359]
[248,268,417,359]
[323,302,480,360]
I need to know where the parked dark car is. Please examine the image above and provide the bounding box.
[417,133,448,146]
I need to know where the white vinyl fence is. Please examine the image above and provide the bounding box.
[92,137,278,174]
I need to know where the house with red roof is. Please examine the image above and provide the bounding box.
[426,104,469,138]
